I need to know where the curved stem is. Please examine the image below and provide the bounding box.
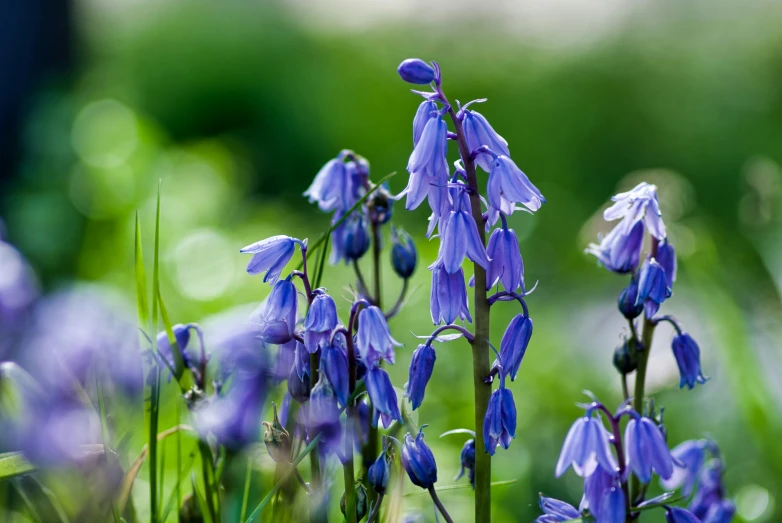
[427,486,455,523]
[384,278,409,320]
[352,261,371,302]
[428,323,476,344]
[366,493,384,523]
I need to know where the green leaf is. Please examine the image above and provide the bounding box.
[158,290,187,382]
[0,452,34,479]
[403,479,518,496]
[134,211,149,330]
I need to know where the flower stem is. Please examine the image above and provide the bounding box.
[427,486,455,523]
[344,314,359,523]
[366,493,384,523]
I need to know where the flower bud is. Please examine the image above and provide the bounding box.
[368,184,394,225]
[287,365,311,403]
[391,226,417,279]
[455,439,475,488]
[344,214,370,261]
[613,338,638,375]
[618,277,644,319]
[263,403,291,463]
[397,59,435,84]
[368,447,391,494]
[401,427,438,489]
[340,482,368,521]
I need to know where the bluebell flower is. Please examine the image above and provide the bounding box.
[401,427,438,489]
[287,365,311,403]
[703,500,735,523]
[666,507,703,523]
[368,183,393,225]
[303,291,340,353]
[483,376,517,455]
[689,460,727,520]
[405,343,436,410]
[368,447,391,494]
[671,333,707,390]
[413,101,438,146]
[603,182,666,240]
[407,116,449,183]
[625,416,674,483]
[344,213,371,261]
[292,339,310,379]
[253,277,298,345]
[353,399,370,449]
[321,343,349,407]
[537,496,580,522]
[455,438,475,488]
[661,440,710,496]
[618,275,644,319]
[240,235,302,284]
[586,218,645,274]
[304,156,350,212]
[196,371,267,450]
[462,109,510,173]
[424,172,454,237]
[365,366,401,424]
[487,155,545,213]
[346,157,370,210]
[307,375,342,450]
[485,223,524,292]
[555,415,618,477]
[580,465,617,519]
[430,264,471,324]
[391,226,417,279]
[156,323,193,372]
[636,257,672,318]
[272,340,296,385]
[398,58,436,84]
[356,305,400,367]
[656,238,677,289]
[598,485,626,523]
[433,193,490,274]
[495,314,533,381]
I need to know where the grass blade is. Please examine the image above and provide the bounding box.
[149,180,163,523]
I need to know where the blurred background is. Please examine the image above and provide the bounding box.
[2,0,782,521]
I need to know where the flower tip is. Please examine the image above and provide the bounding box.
[398,58,436,85]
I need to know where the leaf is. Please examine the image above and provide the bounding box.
[414,332,464,343]
[0,452,34,479]
[403,479,518,496]
[158,290,187,382]
[134,211,149,330]
[439,428,476,438]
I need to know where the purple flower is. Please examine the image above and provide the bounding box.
[272,340,296,385]
[331,212,370,265]
[538,495,580,522]
[581,465,617,519]
[304,156,350,212]
[287,365,311,403]
[703,500,735,523]
[391,226,417,279]
[656,238,677,289]
[661,440,709,496]
[401,427,438,489]
[195,372,267,450]
[635,258,672,318]
[586,218,645,274]
[689,460,727,520]
[252,278,298,345]
[666,507,703,523]
[430,264,471,325]
[405,343,436,410]
[671,333,707,390]
[625,416,675,483]
[483,377,517,455]
[455,438,475,488]
[321,343,349,407]
[407,116,449,183]
[433,192,490,274]
[485,223,524,292]
[604,182,666,240]
[555,415,618,477]
[398,58,436,84]
[156,323,195,373]
[495,314,533,381]
[598,485,626,523]
[413,101,438,146]
[240,235,302,284]
[303,291,340,353]
[462,110,510,173]
[307,375,342,450]
[487,155,545,213]
[368,447,391,494]
[365,366,401,424]
[618,275,644,319]
[356,305,400,367]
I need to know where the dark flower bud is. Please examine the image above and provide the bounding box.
[368,184,394,225]
[455,439,476,488]
[391,226,417,279]
[368,447,392,494]
[397,59,435,84]
[344,213,371,261]
[618,277,644,320]
[287,365,311,403]
[613,338,638,375]
[263,402,291,463]
[401,427,438,489]
[340,482,368,521]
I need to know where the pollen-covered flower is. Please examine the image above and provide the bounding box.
[625,416,675,483]
[391,226,417,279]
[487,155,545,213]
[494,314,533,381]
[401,427,438,489]
[355,305,400,367]
[252,278,298,345]
[483,376,517,455]
[397,58,436,84]
[671,333,707,390]
[485,221,524,292]
[365,366,401,425]
[462,109,510,172]
[636,257,672,318]
[555,415,618,478]
[405,343,436,410]
[303,291,339,353]
[430,264,471,325]
[240,235,302,284]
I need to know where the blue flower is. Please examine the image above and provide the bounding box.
[308,375,342,451]
[586,218,645,274]
[391,226,417,279]
[401,427,438,489]
[462,109,510,173]
[603,182,666,240]
[671,333,707,390]
[321,343,349,407]
[581,465,617,519]
[303,291,340,353]
[598,485,626,523]
[485,222,524,292]
[430,264,471,325]
[413,101,438,146]
[304,156,350,212]
[331,212,370,265]
[397,58,436,84]
[618,275,644,319]
[365,366,401,424]
[156,323,193,372]
[405,343,436,410]
[487,155,545,213]
[555,415,618,477]
[483,376,517,455]
[703,500,735,523]
[368,447,391,494]
[287,365,311,403]
[537,495,580,522]
[253,278,298,345]
[356,305,400,367]
[495,314,533,381]
[689,460,727,520]
[666,507,702,523]
[240,235,302,284]
[272,340,296,385]
[661,440,709,496]
[635,257,672,318]
[625,416,674,483]
[455,438,475,488]
[433,189,490,274]
[407,116,449,183]
[656,238,677,289]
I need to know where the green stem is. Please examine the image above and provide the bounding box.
[343,408,357,523]
[239,461,252,523]
[427,486,455,523]
[198,441,219,523]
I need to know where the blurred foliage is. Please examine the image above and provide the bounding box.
[3,0,782,521]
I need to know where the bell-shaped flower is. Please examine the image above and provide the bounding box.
[462,110,510,173]
[401,427,438,489]
[580,465,617,519]
[656,238,677,290]
[635,257,672,318]
[413,100,438,146]
[397,58,436,84]
[321,343,349,407]
[598,485,626,523]
[604,182,666,240]
[272,340,296,385]
[702,500,735,523]
[303,291,340,353]
[485,223,524,292]
[661,439,710,496]
[487,155,545,213]
[405,343,436,410]
[407,116,449,181]
[307,375,342,450]
[671,333,707,390]
[253,278,298,345]
[287,365,311,403]
[537,495,580,523]
[391,226,418,279]
[495,314,533,381]
[365,366,401,424]
[586,218,645,274]
[240,235,302,284]
[304,156,350,212]
[156,323,193,372]
[196,371,267,450]
[483,375,517,455]
[618,275,644,319]
[455,438,476,488]
[555,415,618,477]
[689,459,727,519]
[430,264,471,325]
[433,192,490,274]
[666,507,703,523]
[368,446,391,494]
[356,305,400,367]
[331,212,370,265]
[625,415,675,483]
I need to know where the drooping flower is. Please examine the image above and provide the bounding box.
[430,264,471,325]
[537,495,580,523]
[303,291,339,353]
[390,226,418,279]
[671,333,707,390]
[355,306,400,367]
[702,500,736,523]
[413,101,438,146]
[625,416,675,483]
[331,212,370,265]
[689,460,728,520]
[656,238,677,289]
[405,343,436,410]
[636,257,672,318]
[397,59,436,85]
[287,365,311,403]
[483,376,517,455]
[252,277,298,345]
[598,485,626,523]
[462,110,510,173]
[580,465,617,520]
[586,218,645,274]
[307,375,342,449]
[485,222,524,292]
[304,156,350,212]
[401,427,438,489]
[365,366,401,424]
[494,314,533,381]
[196,371,267,450]
[156,323,193,372]
[661,440,710,496]
[455,438,476,488]
[407,116,449,183]
[555,415,618,477]
[618,275,644,319]
[666,507,703,523]
[487,155,545,213]
[368,446,391,494]
[321,343,349,407]
[604,182,666,238]
[240,235,302,284]
[272,340,296,385]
